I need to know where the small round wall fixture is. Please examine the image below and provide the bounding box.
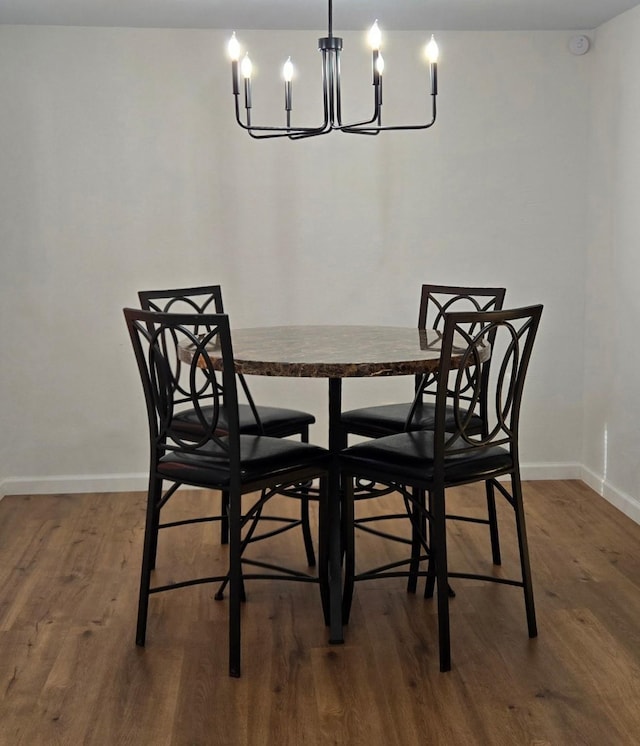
[569,35,591,55]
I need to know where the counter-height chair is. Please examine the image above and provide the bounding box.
[138,285,317,567]
[124,308,332,677]
[339,304,543,672]
[340,284,507,587]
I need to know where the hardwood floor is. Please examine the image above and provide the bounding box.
[1,480,640,745]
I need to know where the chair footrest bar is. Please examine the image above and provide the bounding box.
[241,557,318,581]
[159,515,221,529]
[240,573,319,583]
[445,514,491,525]
[355,554,431,580]
[243,519,303,543]
[355,569,434,582]
[355,513,410,524]
[149,574,229,593]
[354,522,413,545]
[448,571,524,587]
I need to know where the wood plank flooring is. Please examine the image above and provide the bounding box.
[1,480,640,745]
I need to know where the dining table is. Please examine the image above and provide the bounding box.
[180,324,488,644]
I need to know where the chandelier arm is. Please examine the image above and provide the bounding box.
[333,65,382,129]
[288,128,333,141]
[233,88,436,137]
[229,44,333,138]
[337,128,381,136]
[239,93,436,138]
[233,95,330,137]
[238,124,328,138]
[335,109,380,130]
[247,126,328,139]
[339,96,437,133]
[247,129,297,139]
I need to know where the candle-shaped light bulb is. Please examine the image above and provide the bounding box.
[368,20,382,50]
[241,53,252,79]
[240,53,252,110]
[229,32,241,96]
[283,56,294,82]
[376,53,385,75]
[426,35,438,96]
[228,32,241,61]
[426,35,439,64]
[283,56,293,116]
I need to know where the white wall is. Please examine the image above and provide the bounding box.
[0,26,591,495]
[583,5,640,521]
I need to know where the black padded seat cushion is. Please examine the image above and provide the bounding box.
[172,404,315,438]
[159,435,329,489]
[340,430,512,486]
[340,401,483,438]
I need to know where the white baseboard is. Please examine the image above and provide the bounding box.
[0,473,149,498]
[580,465,640,525]
[2,464,639,527]
[519,462,582,481]
[1,464,579,500]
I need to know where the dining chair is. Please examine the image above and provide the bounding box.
[340,284,507,587]
[124,308,332,677]
[339,304,543,672]
[138,285,317,567]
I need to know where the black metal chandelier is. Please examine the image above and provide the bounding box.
[228,0,439,139]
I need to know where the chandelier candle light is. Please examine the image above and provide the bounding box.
[227,0,439,139]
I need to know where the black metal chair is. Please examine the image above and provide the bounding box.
[124,308,333,677]
[340,284,507,585]
[138,285,317,566]
[339,304,543,672]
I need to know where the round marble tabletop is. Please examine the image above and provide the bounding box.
[190,325,485,378]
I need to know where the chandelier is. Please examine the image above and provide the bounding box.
[227,0,439,139]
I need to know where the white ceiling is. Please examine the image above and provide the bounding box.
[0,0,639,32]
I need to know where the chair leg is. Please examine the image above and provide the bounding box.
[341,473,356,627]
[228,488,242,678]
[300,496,316,567]
[328,471,344,644]
[424,491,436,599]
[318,476,330,627]
[485,479,502,565]
[430,486,451,672]
[300,427,316,567]
[424,491,456,601]
[216,494,261,602]
[407,487,426,594]
[511,473,537,638]
[136,475,161,646]
[318,474,341,640]
[148,476,163,571]
[220,491,230,545]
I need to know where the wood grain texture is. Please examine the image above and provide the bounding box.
[1,481,640,745]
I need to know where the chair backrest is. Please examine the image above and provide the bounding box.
[433,305,543,467]
[124,308,241,466]
[137,285,264,431]
[408,285,507,422]
[137,285,225,401]
[138,285,224,314]
[418,284,507,332]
